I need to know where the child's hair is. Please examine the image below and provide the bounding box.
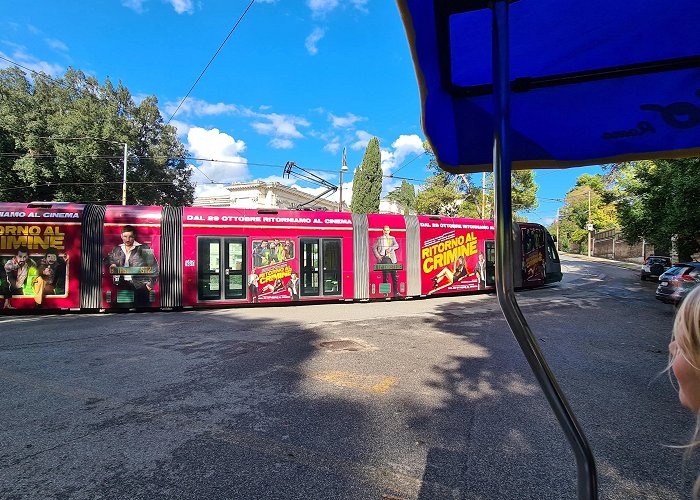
[673,286,700,370]
[670,286,700,498]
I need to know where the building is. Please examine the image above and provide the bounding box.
[193,181,342,211]
[194,181,409,214]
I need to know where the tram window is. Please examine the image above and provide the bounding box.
[323,239,342,295]
[300,238,342,297]
[546,234,560,263]
[197,237,246,301]
[301,240,320,296]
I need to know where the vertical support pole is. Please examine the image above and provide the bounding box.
[556,208,560,252]
[122,143,128,206]
[339,170,344,211]
[490,1,597,498]
[482,171,487,218]
[587,189,592,257]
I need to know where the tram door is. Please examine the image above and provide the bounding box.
[484,240,496,287]
[197,237,246,301]
[300,238,342,297]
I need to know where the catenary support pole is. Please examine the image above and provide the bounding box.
[122,142,128,206]
[490,1,598,498]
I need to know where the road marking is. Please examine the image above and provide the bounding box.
[306,370,398,394]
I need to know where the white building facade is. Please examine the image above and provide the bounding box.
[193,181,410,215]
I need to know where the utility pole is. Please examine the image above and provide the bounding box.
[481,172,487,219]
[556,207,560,251]
[587,189,592,257]
[339,147,348,211]
[121,142,128,205]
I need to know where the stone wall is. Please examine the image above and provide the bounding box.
[593,229,653,263]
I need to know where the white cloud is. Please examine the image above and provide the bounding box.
[122,0,194,14]
[350,130,373,151]
[305,27,325,55]
[269,138,294,149]
[308,0,338,17]
[168,119,191,138]
[0,48,63,77]
[380,134,424,175]
[45,38,68,52]
[186,127,249,192]
[350,0,369,13]
[169,0,194,14]
[329,112,365,128]
[249,111,310,149]
[122,0,145,13]
[324,141,341,154]
[192,181,232,198]
[164,97,238,118]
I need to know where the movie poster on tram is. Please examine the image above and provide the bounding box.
[102,207,161,308]
[248,238,298,303]
[367,215,406,298]
[0,205,82,310]
[521,224,546,286]
[419,217,494,295]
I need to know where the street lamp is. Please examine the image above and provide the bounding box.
[339,147,349,211]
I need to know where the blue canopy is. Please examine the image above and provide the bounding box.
[398,0,700,173]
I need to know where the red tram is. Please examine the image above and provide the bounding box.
[0,202,561,312]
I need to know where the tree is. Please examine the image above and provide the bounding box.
[615,158,700,260]
[415,173,462,216]
[386,180,416,215]
[417,142,539,219]
[350,136,382,213]
[0,67,194,205]
[552,173,619,253]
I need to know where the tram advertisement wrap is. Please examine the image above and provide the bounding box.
[102,207,161,308]
[521,225,546,286]
[419,217,494,295]
[249,238,298,302]
[0,205,82,310]
[367,215,406,298]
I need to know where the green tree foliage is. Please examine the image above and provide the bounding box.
[386,179,416,215]
[551,173,619,252]
[615,158,700,260]
[350,136,382,213]
[417,142,539,219]
[415,172,461,216]
[0,67,194,205]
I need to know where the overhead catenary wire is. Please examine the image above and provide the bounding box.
[165,0,256,125]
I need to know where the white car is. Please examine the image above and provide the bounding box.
[641,255,672,281]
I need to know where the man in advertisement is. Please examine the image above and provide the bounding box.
[107,225,158,307]
[2,246,37,309]
[32,247,68,307]
[373,225,401,297]
[286,271,300,301]
[475,251,487,290]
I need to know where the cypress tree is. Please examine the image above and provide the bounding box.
[350,136,382,213]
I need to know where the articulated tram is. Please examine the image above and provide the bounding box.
[0,202,561,312]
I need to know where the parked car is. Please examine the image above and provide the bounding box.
[641,255,672,281]
[655,262,700,305]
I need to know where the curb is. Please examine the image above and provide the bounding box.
[560,252,640,272]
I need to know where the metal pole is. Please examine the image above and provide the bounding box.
[556,208,560,252]
[587,189,592,257]
[490,2,597,498]
[121,142,128,206]
[339,170,344,211]
[482,171,487,218]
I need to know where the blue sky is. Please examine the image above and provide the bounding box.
[0,0,602,225]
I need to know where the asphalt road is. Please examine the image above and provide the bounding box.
[1,255,697,499]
